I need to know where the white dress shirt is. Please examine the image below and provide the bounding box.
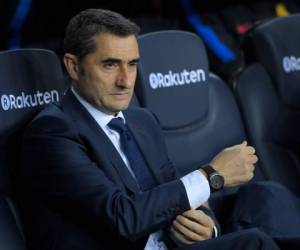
[71,88,211,249]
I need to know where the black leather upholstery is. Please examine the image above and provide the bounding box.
[0,197,26,250]
[136,30,249,177]
[0,49,66,249]
[243,14,300,108]
[135,30,266,228]
[235,15,300,194]
[136,30,209,131]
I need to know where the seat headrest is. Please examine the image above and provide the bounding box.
[0,49,66,144]
[136,30,210,129]
[249,14,300,107]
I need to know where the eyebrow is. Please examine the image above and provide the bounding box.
[101,57,140,64]
[130,58,140,63]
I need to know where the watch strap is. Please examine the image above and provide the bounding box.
[201,164,217,176]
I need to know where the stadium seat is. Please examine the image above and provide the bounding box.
[0,49,67,248]
[135,30,265,227]
[0,196,26,250]
[234,14,300,194]
[136,30,254,176]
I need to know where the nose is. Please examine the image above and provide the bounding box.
[116,65,131,88]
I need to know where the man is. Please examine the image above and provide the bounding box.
[18,9,279,250]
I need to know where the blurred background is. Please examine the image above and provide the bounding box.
[1,0,300,82]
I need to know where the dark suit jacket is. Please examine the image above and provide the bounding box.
[17,90,191,250]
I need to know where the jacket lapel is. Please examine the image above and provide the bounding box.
[62,90,140,193]
[98,136,141,194]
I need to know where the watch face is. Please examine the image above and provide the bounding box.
[210,173,224,190]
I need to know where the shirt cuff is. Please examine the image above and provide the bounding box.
[180,170,210,209]
[144,230,167,250]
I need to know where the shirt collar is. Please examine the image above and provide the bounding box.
[71,86,125,131]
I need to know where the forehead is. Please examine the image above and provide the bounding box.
[92,33,139,60]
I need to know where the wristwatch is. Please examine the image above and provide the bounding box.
[201,165,224,192]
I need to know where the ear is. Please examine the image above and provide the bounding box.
[63,53,80,81]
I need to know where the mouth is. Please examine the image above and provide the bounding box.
[112,91,129,96]
[111,92,130,100]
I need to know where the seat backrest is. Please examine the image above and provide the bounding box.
[0,49,66,249]
[135,30,250,177]
[0,197,27,250]
[235,14,300,194]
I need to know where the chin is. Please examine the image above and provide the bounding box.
[117,104,129,111]
[108,104,129,113]
[117,100,131,109]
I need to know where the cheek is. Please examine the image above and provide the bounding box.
[88,73,110,91]
[129,71,137,83]
[85,68,121,95]
[96,71,118,86]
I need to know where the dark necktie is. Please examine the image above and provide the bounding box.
[108,117,156,191]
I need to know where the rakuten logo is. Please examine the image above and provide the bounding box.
[1,90,60,111]
[283,56,300,73]
[149,69,206,89]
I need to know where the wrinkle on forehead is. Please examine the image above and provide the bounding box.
[91,33,140,62]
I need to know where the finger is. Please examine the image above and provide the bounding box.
[244,146,256,155]
[170,226,195,245]
[173,220,206,241]
[223,141,246,151]
[236,140,247,147]
[182,209,202,220]
[245,164,255,173]
[246,155,258,164]
[253,155,258,163]
[176,214,213,239]
[176,214,207,231]
[182,210,213,228]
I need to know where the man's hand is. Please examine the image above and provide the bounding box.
[170,209,214,245]
[210,141,258,187]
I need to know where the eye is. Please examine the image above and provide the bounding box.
[128,61,138,69]
[103,62,117,70]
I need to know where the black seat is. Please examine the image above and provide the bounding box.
[0,196,26,250]
[235,14,300,194]
[135,30,264,228]
[136,30,254,176]
[0,49,66,249]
